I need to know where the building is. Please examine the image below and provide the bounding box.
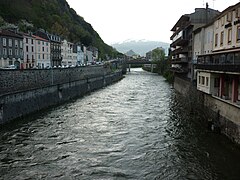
[0,29,23,69]
[61,39,74,67]
[35,30,62,67]
[170,4,220,80]
[73,43,85,66]
[21,33,36,69]
[32,35,50,69]
[196,2,240,105]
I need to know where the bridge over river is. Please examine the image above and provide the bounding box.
[124,58,157,72]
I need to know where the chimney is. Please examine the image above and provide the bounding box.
[206,2,209,9]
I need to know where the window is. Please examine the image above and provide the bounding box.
[9,49,12,55]
[15,40,18,47]
[236,8,240,18]
[43,54,45,59]
[20,50,23,56]
[26,46,28,52]
[32,46,34,52]
[26,38,28,44]
[202,76,205,85]
[15,49,18,56]
[228,28,232,43]
[38,46,40,52]
[221,16,224,26]
[42,41,44,45]
[215,33,218,47]
[215,20,219,28]
[3,38,6,46]
[220,31,224,46]
[3,48,6,55]
[237,26,240,42]
[32,55,34,60]
[214,78,220,87]
[31,39,34,44]
[206,77,209,86]
[227,11,232,22]
[38,54,40,59]
[38,40,40,45]
[9,39,12,47]
[42,47,44,52]
[27,54,29,60]
[20,41,23,48]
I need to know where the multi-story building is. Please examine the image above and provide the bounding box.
[87,46,98,62]
[35,30,61,67]
[170,4,220,80]
[33,35,50,69]
[0,29,23,69]
[61,40,77,66]
[73,43,84,66]
[21,33,36,69]
[196,2,240,105]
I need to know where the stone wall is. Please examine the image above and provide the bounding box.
[0,69,123,124]
[0,66,112,95]
[204,94,240,144]
[173,76,191,94]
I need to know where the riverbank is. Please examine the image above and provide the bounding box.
[173,76,240,145]
[0,66,123,124]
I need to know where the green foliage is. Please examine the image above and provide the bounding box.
[152,48,165,62]
[0,0,119,60]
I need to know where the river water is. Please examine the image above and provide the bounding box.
[1,68,240,180]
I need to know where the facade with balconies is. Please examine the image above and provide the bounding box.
[195,2,240,143]
[196,2,240,106]
[170,4,220,80]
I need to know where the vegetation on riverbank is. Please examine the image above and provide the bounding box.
[143,47,174,82]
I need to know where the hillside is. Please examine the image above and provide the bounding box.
[112,40,170,56]
[0,0,121,59]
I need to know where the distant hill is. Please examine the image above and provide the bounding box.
[111,40,170,56]
[0,0,121,60]
[125,50,138,57]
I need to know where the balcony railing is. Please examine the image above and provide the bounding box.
[196,64,240,73]
[170,36,189,48]
[170,67,188,73]
[171,47,188,56]
[171,57,188,64]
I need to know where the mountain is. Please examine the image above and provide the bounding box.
[0,0,121,59]
[112,39,170,56]
[125,50,138,57]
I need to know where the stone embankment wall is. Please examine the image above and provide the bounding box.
[0,66,111,95]
[0,67,123,124]
[173,76,191,95]
[204,95,240,144]
[173,76,240,144]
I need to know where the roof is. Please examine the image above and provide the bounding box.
[171,15,190,31]
[215,2,240,20]
[32,35,49,42]
[0,29,23,39]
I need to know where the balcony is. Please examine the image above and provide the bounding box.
[170,67,188,73]
[171,47,188,56]
[171,57,188,64]
[170,36,189,48]
[196,64,240,73]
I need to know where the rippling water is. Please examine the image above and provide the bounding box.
[1,68,240,180]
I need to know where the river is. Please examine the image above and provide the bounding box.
[1,68,240,180]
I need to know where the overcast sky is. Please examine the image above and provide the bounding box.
[66,0,239,44]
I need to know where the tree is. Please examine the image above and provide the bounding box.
[152,48,166,74]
